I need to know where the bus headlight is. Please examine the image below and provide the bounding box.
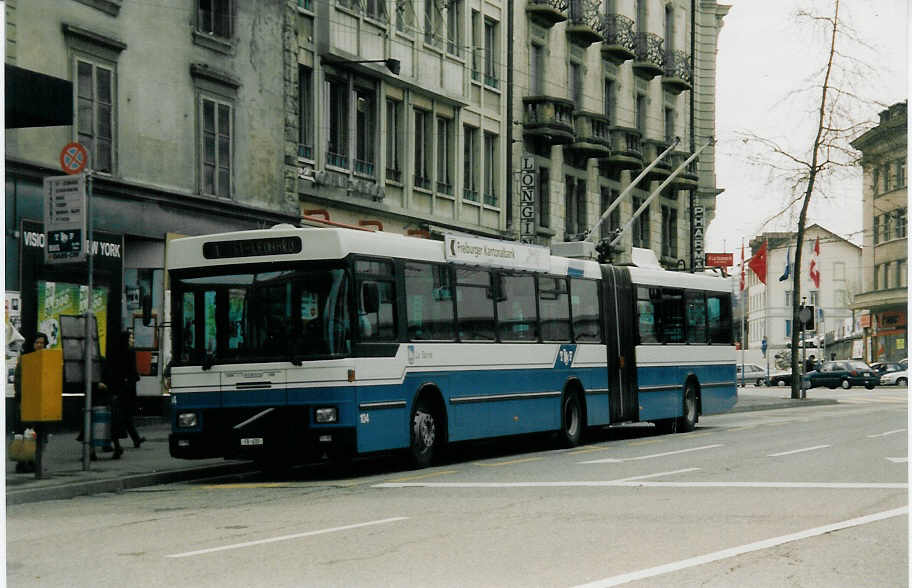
[177,412,198,428]
[315,407,338,423]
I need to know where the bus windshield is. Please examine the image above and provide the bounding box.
[173,264,351,366]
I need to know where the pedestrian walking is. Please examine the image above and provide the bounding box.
[11,332,48,472]
[106,329,144,453]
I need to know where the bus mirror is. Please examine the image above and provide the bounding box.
[361,282,380,314]
[142,294,153,326]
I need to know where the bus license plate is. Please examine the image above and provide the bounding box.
[240,437,263,446]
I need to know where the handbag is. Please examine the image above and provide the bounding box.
[8,436,36,462]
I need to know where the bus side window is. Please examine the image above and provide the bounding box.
[570,278,601,342]
[455,268,495,341]
[686,291,707,344]
[404,262,455,341]
[636,287,659,344]
[355,260,397,342]
[497,273,537,342]
[181,291,196,362]
[539,276,570,342]
[707,293,733,344]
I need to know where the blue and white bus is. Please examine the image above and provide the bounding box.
[167,225,736,468]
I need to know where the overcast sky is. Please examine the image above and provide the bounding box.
[707,0,909,257]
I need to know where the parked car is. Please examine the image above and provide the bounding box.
[736,363,767,386]
[805,360,880,390]
[871,362,903,375]
[879,369,907,386]
[767,371,794,387]
[899,358,907,370]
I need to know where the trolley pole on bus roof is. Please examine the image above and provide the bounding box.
[609,138,715,250]
[584,137,680,244]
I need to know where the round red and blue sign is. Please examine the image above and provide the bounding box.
[59,142,88,175]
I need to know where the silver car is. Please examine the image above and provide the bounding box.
[879,369,907,386]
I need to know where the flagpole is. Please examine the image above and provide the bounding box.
[740,238,746,388]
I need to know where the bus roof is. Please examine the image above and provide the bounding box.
[167,226,730,292]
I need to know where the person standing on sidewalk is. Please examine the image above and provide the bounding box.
[12,332,48,472]
[106,329,144,453]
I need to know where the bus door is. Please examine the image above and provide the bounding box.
[602,266,638,423]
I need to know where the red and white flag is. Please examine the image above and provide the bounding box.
[809,236,820,288]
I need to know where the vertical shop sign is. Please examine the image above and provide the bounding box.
[692,205,705,271]
[519,154,537,244]
[44,174,87,264]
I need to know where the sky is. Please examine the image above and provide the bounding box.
[707,0,909,258]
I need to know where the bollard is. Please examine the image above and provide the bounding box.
[91,405,112,451]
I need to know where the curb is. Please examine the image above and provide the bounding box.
[6,461,257,506]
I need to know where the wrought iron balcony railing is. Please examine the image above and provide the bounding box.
[567,0,602,46]
[662,50,693,94]
[600,13,635,63]
[526,0,568,27]
[522,96,576,144]
[327,151,349,168]
[633,32,664,79]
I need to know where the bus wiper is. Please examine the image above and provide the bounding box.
[202,352,216,371]
[289,353,302,367]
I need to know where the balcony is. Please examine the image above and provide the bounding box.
[600,13,635,64]
[602,126,643,170]
[566,0,602,47]
[642,139,674,180]
[526,0,567,28]
[522,96,576,145]
[632,32,664,80]
[662,50,692,94]
[567,112,611,158]
[668,150,698,189]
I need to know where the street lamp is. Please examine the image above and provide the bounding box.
[328,57,400,75]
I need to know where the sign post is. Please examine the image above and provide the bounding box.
[519,154,537,244]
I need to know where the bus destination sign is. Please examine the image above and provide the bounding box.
[203,236,303,259]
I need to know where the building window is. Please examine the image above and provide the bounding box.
[809,291,818,306]
[833,261,845,281]
[599,187,620,239]
[539,166,551,228]
[386,99,403,182]
[436,116,453,194]
[636,0,646,31]
[325,77,349,168]
[397,0,415,32]
[414,109,432,189]
[197,0,233,37]
[785,319,791,338]
[661,205,677,258]
[425,0,442,47]
[569,62,583,108]
[365,0,387,20]
[447,0,463,56]
[200,96,232,197]
[897,158,906,189]
[785,291,792,307]
[873,264,880,291]
[872,167,880,194]
[564,176,586,238]
[75,58,114,174]
[463,125,479,201]
[354,86,376,176]
[298,66,313,159]
[882,162,892,192]
[900,259,908,287]
[632,195,649,248]
[483,132,498,205]
[484,19,498,88]
[873,214,880,245]
[882,212,893,242]
[635,93,646,134]
[664,107,675,145]
[895,208,907,239]
[604,78,616,126]
[530,43,544,96]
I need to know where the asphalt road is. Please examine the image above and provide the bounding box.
[7,386,908,587]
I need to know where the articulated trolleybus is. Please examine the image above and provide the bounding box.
[167,225,736,468]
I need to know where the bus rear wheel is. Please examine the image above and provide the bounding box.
[409,398,439,469]
[559,391,583,447]
[679,382,698,432]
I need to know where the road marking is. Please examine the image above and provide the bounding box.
[579,444,723,464]
[200,482,290,489]
[571,506,908,587]
[767,445,831,457]
[628,438,663,446]
[887,457,908,463]
[612,468,700,482]
[475,457,543,467]
[373,481,907,489]
[165,517,408,558]
[868,429,907,438]
[387,470,459,483]
[567,445,611,455]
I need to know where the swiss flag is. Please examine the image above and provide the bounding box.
[809,236,821,288]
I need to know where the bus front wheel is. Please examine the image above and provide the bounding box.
[559,391,583,447]
[679,383,698,432]
[409,398,439,469]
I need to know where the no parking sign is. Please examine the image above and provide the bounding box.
[59,142,88,175]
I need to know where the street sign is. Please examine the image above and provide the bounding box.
[59,142,88,175]
[761,337,767,356]
[799,305,815,331]
[519,154,537,244]
[43,174,87,264]
[704,252,733,267]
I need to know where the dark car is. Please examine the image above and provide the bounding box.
[805,360,880,390]
[871,362,904,375]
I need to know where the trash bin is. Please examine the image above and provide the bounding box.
[91,406,111,450]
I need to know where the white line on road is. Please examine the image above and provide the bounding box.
[767,445,830,457]
[373,481,906,489]
[579,444,723,464]
[887,457,908,463]
[612,468,700,482]
[165,517,408,558]
[868,429,907,438]
[572,506,909,588]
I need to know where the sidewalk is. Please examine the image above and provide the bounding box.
[5,421,254,506]
[6,389,836,505]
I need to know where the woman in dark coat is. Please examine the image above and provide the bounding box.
[105,329,144,456]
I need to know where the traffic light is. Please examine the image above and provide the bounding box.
[798,305,815,331]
